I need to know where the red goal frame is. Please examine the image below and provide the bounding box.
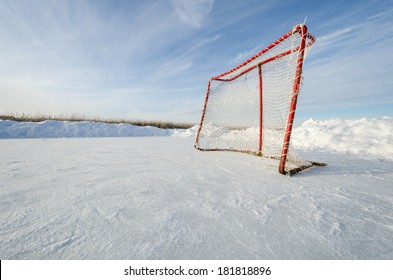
[195,24,318,175]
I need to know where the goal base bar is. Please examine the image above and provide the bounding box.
[195,145,327,176]
[285,161,327,176]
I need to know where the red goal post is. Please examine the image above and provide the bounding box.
[195,24,324,175]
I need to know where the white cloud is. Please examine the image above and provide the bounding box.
[317,26,355,46]
[171,0,214,28]
[228,42,266,66]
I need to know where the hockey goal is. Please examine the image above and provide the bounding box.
[195,24,324,175]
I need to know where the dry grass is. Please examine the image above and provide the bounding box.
[0,112,195,129]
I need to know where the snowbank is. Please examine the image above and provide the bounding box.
[0,120,169,138]
[1,117,392,160]
[170,125,199,137]
[292,117,393,160]
[182,117,393,160]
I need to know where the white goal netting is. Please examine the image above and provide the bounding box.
[195,25,317,175]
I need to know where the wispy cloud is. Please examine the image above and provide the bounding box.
[0,0,205,120]
[227,42,266,66]
[317,26,355,47]
[171,0,214,28]
[151,34,220,81]
[299,7,393,120]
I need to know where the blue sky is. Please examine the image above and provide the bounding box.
[0,0,392,124]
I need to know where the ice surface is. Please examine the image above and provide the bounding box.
[0,117,392,259]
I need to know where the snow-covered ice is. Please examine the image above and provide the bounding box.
[0,117,392,259]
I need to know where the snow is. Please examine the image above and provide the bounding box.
[0,117,393,259]
[292,117,393,160]
[0,120,169,138]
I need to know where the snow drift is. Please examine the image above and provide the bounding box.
[0,120,169,138]
[0,117,392,160]
[292,117,393,160]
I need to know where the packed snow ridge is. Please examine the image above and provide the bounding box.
[292,117,393,160]
[0,119,170,138]
[0,117,392,160]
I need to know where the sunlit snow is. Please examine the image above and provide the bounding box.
[0,117,392,259]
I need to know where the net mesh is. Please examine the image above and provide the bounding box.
[195,25,315,174]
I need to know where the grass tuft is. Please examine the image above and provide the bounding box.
[0,112,195,129]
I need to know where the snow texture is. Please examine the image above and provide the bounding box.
[0,117,392,259]
[0,120,169,138]
[292,117,393,161]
